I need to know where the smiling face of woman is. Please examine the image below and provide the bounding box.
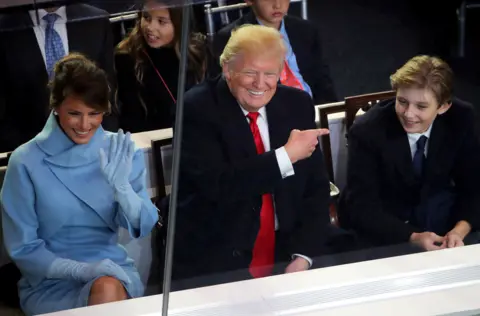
[55,95,104,144]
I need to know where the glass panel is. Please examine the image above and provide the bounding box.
[0,0,479,315]
[171,0,480,314]
[0,0,207,314]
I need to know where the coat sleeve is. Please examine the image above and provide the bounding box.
[116,148,158,238]
[451,105,480,230]
[1,150,57,287]
[288,93,332,257]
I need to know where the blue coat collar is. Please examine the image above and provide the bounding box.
[34,113,117,231]
[35,112,107,167]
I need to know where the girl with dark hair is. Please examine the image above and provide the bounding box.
[115,0,211,132]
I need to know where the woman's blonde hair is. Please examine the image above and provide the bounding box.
[390,55,453,105]
[220,24,286,69]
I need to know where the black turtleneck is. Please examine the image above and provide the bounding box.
[115,45,195,133]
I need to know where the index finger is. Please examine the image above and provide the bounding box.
[316,128,330,136]
[431,234,446,243]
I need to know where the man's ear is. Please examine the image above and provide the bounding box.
[222,62,231,81]
[438,101,452,115]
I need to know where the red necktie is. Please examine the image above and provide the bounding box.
[280,60,304,91]
[246,112,276,278]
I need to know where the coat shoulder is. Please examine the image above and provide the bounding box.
[350,98,395,136]
[8,140,44,170]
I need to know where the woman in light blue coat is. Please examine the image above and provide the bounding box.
[0,53,158,315]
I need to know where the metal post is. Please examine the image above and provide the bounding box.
[217,0,230,25]
[301,0,308,20]
[120,21,126,38]
[161,3,192,316]
[457,0,466,58]
[204,4,215,43]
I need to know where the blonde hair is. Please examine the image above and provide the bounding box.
[220,24,286,69]
[390,55,453,105]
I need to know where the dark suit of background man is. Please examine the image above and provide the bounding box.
[173,24,334,289]
[212,0,337,105]
[340,55,480,254]
[0,3,117,153]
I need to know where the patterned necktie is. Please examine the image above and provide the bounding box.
[43,13,66,78]
[246,112,276,278]
[280,60,304,91]
[413,135,428,178]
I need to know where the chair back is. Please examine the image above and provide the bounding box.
[318,91,396,183]
[151,138,173,202]
[204,0,308,43]
[148,137,174,291]
[345,90,396,132]
[317,102,345,183]
[204,2,248,42]
[329,182,340,227]
[0,152,10,168]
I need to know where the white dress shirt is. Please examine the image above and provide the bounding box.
[407,123,433,159]
[29,7,69,70]
[241,105,313,267]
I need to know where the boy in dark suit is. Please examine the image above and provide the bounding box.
[340,55,480,252]
[212,0,337,105]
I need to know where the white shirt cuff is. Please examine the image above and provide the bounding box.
[292,254,313,268]
[275,147,295,179]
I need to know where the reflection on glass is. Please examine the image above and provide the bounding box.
[0,0,479,315]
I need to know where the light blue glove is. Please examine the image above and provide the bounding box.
[47,258,131,284]
[100,130,142,228]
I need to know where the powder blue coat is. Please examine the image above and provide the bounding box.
[1,114,158,315]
